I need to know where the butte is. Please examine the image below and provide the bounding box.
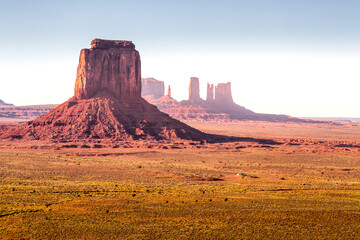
[1,39,231,142]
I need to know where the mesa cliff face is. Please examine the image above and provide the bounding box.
[74,39,141,100]
[141,78,164,99]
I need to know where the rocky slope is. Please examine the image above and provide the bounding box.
[5,95,214,141]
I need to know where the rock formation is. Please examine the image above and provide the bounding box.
[144,78,310,123]
[189,77,200,101]
[215,82,233,104]
[2,39,231,142]
[141,78,165,99]
[167,85,171,97]
[206,83,214,101]
[151,94,178,112]
[75,39,141,100]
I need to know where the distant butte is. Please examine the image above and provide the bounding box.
[1,39,234,142]
[143,77,314,123]
[214,82,233,104]
[189,77,201,102]
[75,39,140,100]
[141,78,165,100]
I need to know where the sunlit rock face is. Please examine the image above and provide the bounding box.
[74,38,141,100]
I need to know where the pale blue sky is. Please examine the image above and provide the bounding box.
[1,0,359,117]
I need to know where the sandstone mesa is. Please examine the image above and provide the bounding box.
[141,78,165,100]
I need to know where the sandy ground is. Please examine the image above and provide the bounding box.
[0,120,359,239]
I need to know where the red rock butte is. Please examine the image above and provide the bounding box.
[75,39,141,100]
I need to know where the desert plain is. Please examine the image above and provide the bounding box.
[0,120,359,239]
[2,0,360,238]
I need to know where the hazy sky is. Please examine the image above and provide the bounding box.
[0,0,359,117]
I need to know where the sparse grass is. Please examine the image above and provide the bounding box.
[0,121,360,240]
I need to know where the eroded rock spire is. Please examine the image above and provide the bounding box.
[206,83,214,101]
[167,85,171,97]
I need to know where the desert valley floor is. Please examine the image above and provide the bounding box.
[0,120,359,239]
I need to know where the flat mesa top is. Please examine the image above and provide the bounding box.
[91,38,135,49]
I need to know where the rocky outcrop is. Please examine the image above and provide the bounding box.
[206,83,214,101]
[189,77,200,101]
[215,82,233,104]
[74,38,141,100]
[141,78,164,99]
